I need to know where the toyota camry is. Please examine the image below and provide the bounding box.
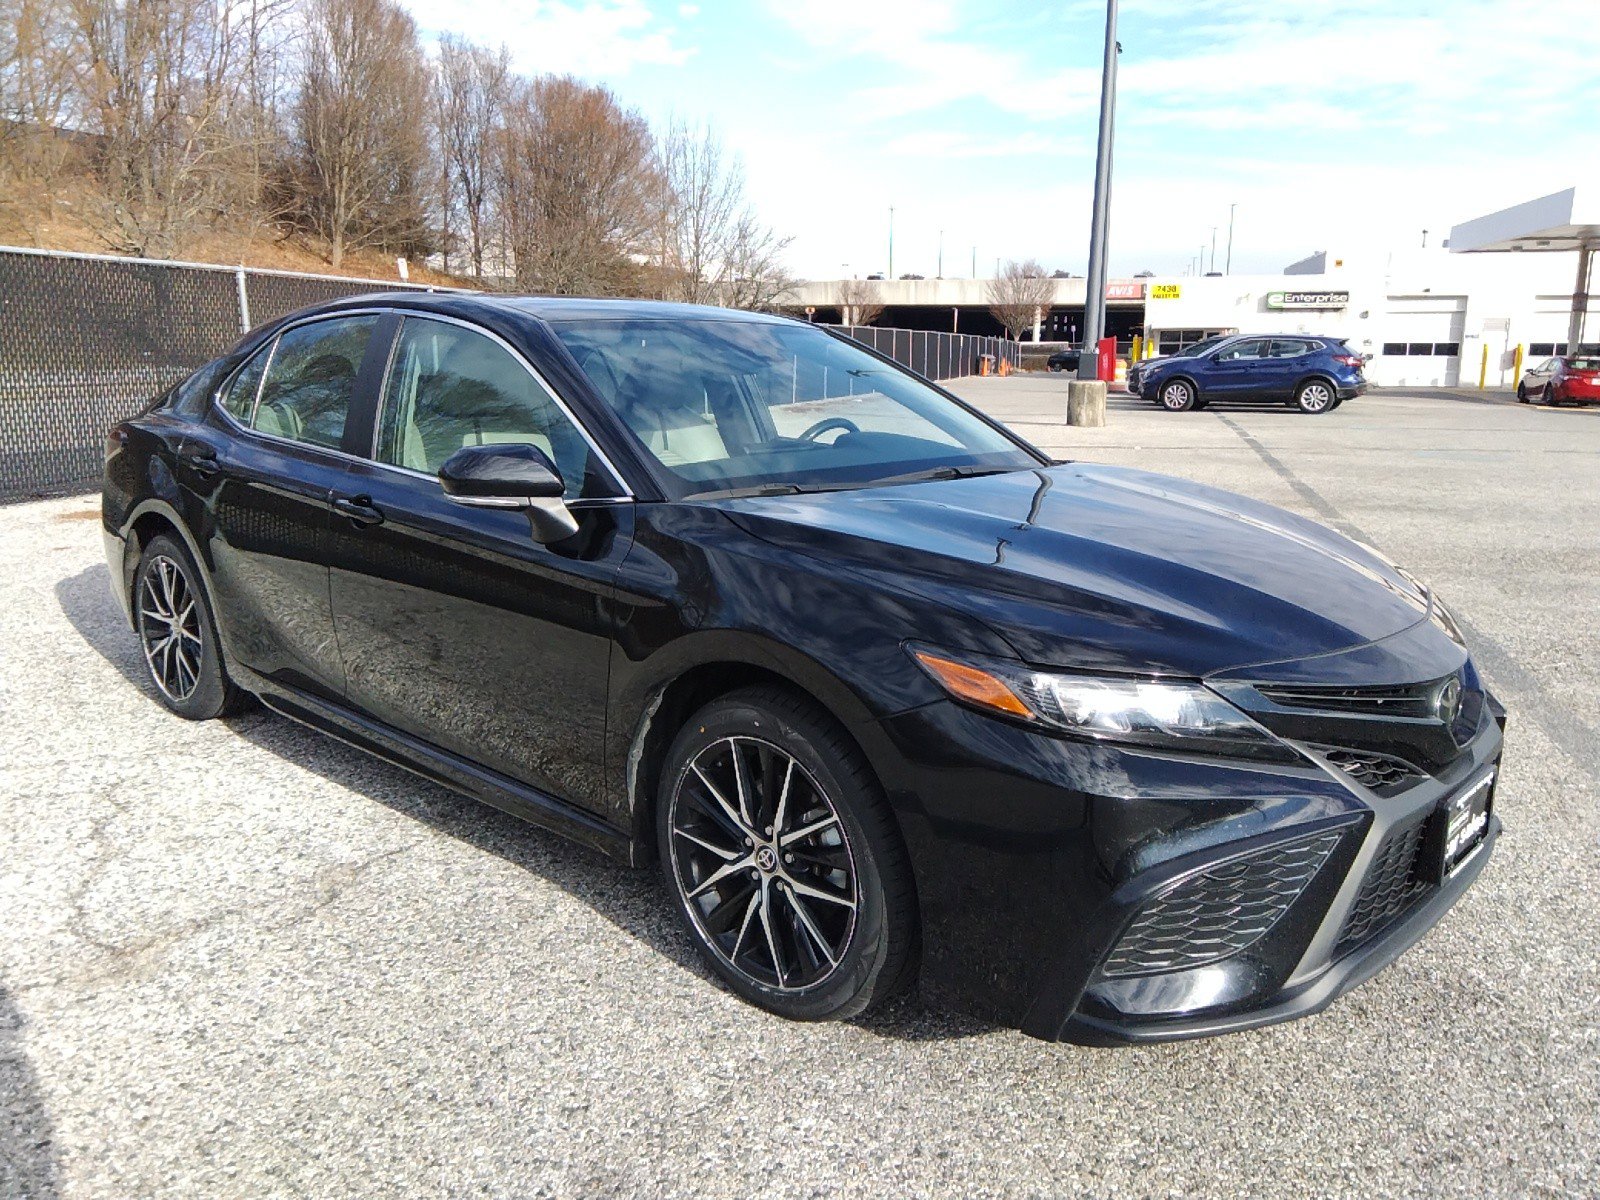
[102,294,1503,1042]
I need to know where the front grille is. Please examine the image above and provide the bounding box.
[1335,812,1434,955]
[1313,745,1425,795]
[1256,679,1445,719]
[1102,832,1342,977]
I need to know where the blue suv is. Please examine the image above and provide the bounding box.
[1128,335,1368,414]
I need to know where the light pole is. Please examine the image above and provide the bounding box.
[938,229,944,278]
[1077,0,1120,378]
[888,206,895,279]
[971,245,977,278]
[1209,226,1217,274]
[1225,203,1236,274]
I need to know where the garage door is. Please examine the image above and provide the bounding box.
[1375,296,1467,386]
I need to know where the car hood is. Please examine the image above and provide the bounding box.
[718,463,1431,677]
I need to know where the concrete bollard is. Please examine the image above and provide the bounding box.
[1066,380,1107,427]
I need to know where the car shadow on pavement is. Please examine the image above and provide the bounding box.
[54,564,996,1043]
[0,982,61,1199]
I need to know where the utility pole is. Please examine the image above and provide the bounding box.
[1077,0,1120,377]
[888,206,895,279]
[1226,203,1236,274]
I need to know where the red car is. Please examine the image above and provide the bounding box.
[1517,354,1600,405]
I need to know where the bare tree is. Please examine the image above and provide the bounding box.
[0,0,79,237]
[720,213,796,311]
[986,257,1056,341]
[835,278,884,326]
[435,35,507,279]
[65,0,254,257]
[290,0,433,267]
[494,75,661,294]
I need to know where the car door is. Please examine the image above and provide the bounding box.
[190,311,389,701]
[1205,337,1273,397]
[326,313,635,813]
[1266,338,1316,398]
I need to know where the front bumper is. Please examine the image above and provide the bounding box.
[872,663,1504,1042]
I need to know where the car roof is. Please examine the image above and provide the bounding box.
[289,290,798,326]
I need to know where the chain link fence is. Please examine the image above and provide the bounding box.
[0,246,453,499]
[0,246,1023,501]
[831,324,1021,384]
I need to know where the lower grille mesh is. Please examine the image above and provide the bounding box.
[1103,832,1342,977]
[1336,813,1433,954]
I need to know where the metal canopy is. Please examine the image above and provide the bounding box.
[1447,185,1600,253]
[1448,185,1598,354]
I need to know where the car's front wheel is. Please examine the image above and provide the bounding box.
[134,533,249,720]
[1516,383,1528,403]
[1158,379,1197,411]
[1295,379,1336,413]
[658,686,916,1023]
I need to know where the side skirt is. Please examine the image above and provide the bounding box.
[246,673,638,865]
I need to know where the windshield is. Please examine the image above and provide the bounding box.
[552,318,1041,498]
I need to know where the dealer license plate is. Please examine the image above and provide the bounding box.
[1438,768,1494,879]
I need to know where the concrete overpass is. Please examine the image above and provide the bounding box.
[782,276,1153,342]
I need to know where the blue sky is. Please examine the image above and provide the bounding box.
[399,0,1600,279]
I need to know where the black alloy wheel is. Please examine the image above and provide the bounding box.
[134,533,248,719]
[1516,382,1528,403]
[1295,379,1336,414]
[1542,385,1557,406]
[659,687,915,1022]
[1159,379,1197,411]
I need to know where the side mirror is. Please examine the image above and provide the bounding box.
[438,442,579,543]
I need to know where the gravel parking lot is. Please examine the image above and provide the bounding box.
[2,380,1597,1198]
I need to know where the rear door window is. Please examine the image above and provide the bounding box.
[1268,339,1313,358]
[252,316,379,450]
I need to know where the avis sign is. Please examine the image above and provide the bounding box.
[1267,290,1350,310]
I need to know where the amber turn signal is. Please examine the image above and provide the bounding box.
[912,651,1034,719]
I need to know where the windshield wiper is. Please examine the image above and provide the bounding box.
[682,482,805,501]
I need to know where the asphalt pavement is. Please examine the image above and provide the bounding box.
[1,380,1596,1198]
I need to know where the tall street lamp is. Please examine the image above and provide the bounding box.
[1077,0,1120,379]
[888,206,895,279]
[1226,203,1237,274]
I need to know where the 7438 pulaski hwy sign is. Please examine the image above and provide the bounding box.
[1266,290,1350,310]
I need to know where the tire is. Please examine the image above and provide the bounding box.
[657,685,916,1023]
[1541,385,1555,406]
[133,533,250,719]
[1048,363,1061,372]
[1158,379,1197,411]
[1516,383,1528,403]
[1295,378,1337,414]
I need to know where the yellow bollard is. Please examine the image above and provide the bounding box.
[1131,334,1142,363]
[1512,343,1524,387]
[1478,343,1488,389]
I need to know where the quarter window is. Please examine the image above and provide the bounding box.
[221,346,270,423]
[375,317,601,500]
[252,316,378,450]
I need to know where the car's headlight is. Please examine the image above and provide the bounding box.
[909,645,1288,759]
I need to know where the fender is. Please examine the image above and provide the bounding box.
[115,497,243,676]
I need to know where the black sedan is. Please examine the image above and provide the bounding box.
[103,294,1503,1042]
[1046,347,1081,372]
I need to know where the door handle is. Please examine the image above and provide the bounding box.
[178,444,220,478]
[332,494,385,528]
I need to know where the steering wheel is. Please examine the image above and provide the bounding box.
[798,416,860,442]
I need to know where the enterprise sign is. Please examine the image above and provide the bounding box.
[1267,290,1350,310]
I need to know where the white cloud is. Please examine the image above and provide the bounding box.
[401,0,693,76]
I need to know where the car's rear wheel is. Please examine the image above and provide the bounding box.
[134,533,248,720]
[658,686,915,1022]
[1542,385,1556,406]
[1295,379,1336,413]
[1158,379,1197,411]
